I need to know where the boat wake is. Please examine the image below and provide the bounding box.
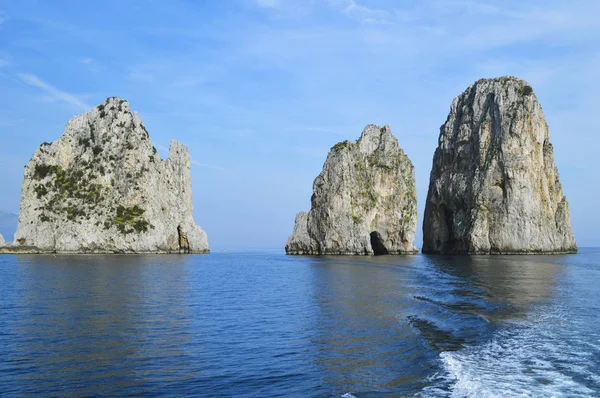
[420,310,600,397]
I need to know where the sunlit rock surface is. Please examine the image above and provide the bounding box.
[286,124,418,255]
[13,97,209,253]
[423,77,576,254]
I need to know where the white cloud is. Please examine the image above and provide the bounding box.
[155,143,224,171]
[128,64,161,83]
[18,73,90,111]
[251,0,315,19]
[154,143,170,155]
[0,52,10,68]
[191,160,225,172]
[80,57,101,72]
[255,0,280,8]
[331,0,392,24]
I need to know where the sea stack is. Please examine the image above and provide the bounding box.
[286,124,418,255]
[423,77,576,254]
[0,233,5,246]
[13,97,209,253]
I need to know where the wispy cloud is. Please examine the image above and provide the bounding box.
[155,143,225,171]
[251,0,314,19]
[255,0,280,9]
[79,57,102,72]
[18,73,90,111]
[154,143,170,154]
[0,51,11,68]
[128,64,157,83]
[191,160,225,172]
[344,0,391,25]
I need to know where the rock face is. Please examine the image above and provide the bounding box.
[286,124,418,255]
[13,97,209,253]
[423,77,576,254]
[0,233,5,246]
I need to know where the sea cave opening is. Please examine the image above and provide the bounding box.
[369,231,389,255]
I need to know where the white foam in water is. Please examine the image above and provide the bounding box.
[420,310,599,397]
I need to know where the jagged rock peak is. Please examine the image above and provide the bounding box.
[0,233,5,246]
[13,97,209,253]
[286,124,418,255]
[423,77,577,254]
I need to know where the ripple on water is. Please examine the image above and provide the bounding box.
[420,309,600,397]
[0,251,598,397]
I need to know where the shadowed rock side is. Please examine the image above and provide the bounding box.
[12,97,209,253]
[423,77,577,254]
[286,124,418,255]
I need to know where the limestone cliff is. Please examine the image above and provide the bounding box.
[13,97,209,253]
[0,233,5,246]
[423,77,576,254]
[286,125,418,255]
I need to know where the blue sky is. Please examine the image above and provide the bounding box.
[0,0,599,250]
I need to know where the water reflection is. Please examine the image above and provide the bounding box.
[0,252,586,397]
[306,254,563,396]
[9,255,201,396]
[307,255,432,395]
[423,255,561,319]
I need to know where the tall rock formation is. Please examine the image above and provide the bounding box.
[423,77,576,254]
[286,124,418,255]
[0,233,5,246]
[13,97,209,253]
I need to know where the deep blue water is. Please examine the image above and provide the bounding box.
[0,249,599,397]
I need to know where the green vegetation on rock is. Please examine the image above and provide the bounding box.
[331,141,349,151]
[32,164,105,223]
[97,103,107,118]
[518,85,533,96]
[108,205,151,234]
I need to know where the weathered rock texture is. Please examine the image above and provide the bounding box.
[286,124,418,255]
[0,233,5,246]
[423,77,576,254]
[13,97,209,253]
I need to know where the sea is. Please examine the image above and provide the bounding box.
[0,249,598,397]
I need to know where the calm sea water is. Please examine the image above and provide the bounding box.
[0,249,599,397]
